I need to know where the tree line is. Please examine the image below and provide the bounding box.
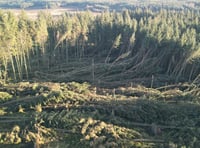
[0,8,200,83]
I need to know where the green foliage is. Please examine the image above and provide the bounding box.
[0,125,21,144]
[0,82,200,147]
[0,9,199,83]
[0,92,12,103]
[66,82,90,94]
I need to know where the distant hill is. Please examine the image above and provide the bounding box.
[0,0,199,11]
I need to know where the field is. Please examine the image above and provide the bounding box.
[3,0,200,19]
[9,8,86,19]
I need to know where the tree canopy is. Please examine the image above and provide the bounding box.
[0,8,199,86]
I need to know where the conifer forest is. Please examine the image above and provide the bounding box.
[0,0,200,147]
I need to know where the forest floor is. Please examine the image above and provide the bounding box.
[0,80,200,147]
